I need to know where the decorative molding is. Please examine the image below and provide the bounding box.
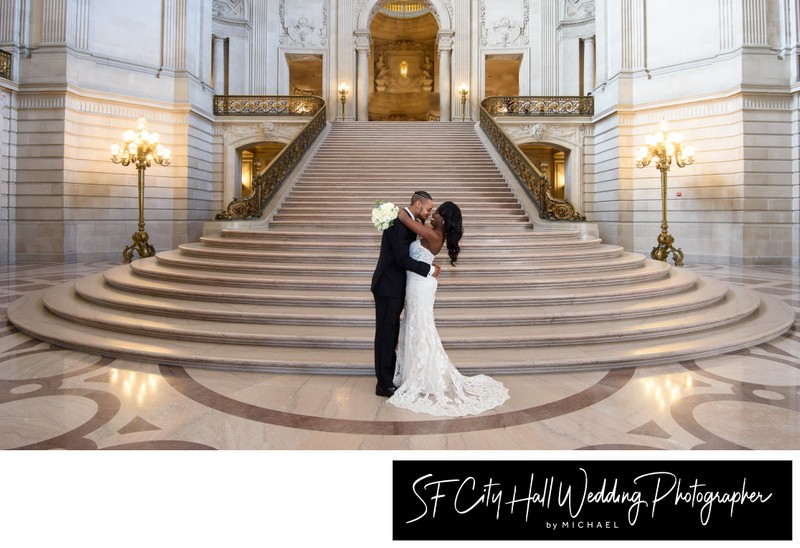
[279,0,329,48]
[562,0,595,23]
[354,30,371,52]
[480,0,529,48]
[360,0,452,30]
[742,95,793,110]
[212,0,248,23]
[505,122,583,146]
[437,30,455,51]
[222,121,301,145]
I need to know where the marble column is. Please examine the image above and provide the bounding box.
[212,35,226,94]
[355,32,371,121]
[438,31,454,122]
[583,36,595,95]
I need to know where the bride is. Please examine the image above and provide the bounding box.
[387,201,509,417]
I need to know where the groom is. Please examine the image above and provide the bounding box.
[371,191,441,397]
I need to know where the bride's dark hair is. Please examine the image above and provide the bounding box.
[437,201,463,266]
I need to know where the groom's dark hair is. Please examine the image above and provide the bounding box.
[411,191,432,204]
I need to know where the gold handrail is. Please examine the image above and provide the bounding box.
[214,95,326,220]
[479,99,586,222]
[482,95,593,117]
[0,50,11,80]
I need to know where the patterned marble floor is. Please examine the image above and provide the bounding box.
[1,260,798,546]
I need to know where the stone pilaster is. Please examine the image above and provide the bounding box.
[163,0,188,70]
[620,0,645,71]
[41,0,67,45]
[354,31,370,121]
[438,30,453,121]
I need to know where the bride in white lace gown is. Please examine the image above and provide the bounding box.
[387,201,509,417]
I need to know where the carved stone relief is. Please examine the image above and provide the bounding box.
[562,0,595,23]
[480,0,529,47]
[213,0,248,22]
[222,121,300,145]
[374,40,435,93]
[506,123,584,146]
[279,0,329,47]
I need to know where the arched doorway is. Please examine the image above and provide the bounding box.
[368,3,439,121]
[355,0,454,121]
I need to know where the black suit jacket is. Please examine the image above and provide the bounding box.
[371,209,431,298]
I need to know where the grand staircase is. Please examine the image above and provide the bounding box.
[8,122,795,374]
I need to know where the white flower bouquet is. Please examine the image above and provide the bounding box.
[371,201,400,232]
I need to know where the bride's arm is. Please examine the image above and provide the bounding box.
[398,209,440,241]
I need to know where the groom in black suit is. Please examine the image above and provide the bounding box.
[371,191,440,397]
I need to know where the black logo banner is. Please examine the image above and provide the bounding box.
[393,460,792,541]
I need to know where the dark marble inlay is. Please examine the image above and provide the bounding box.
[578,444,662,450]
[102,440,215,450]
[628,420,671,439]
[117,416,162,434]
[160,364,635,436]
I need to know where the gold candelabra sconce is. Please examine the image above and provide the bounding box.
[458,83,469,122]
[110,117,171,263]
[634,119,695,267]
[337,82,349,121]
[399,60,409,78]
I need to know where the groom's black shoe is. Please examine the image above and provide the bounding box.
[375,384,396,397]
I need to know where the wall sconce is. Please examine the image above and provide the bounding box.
[400,60,409,78]
[111,117,171,263]
[635,119,695,266]
[457,83,469,121]
[337,82,349,120]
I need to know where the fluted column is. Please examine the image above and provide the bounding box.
[743,0,769,46]
[41,0,67,45]
[719,0,743,50]
[541,0,558,94]
[212,35,226,94]
[67,0,89,50]
[583,36,595,94]
[354,31,370,121]
[438,31,454,122]
[162,0,187,71]
[621,0,646,71]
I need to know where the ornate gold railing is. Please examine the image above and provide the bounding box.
[214,96,326,220]
[213,95,324,116]
[482,95,593,117]
[0,50,11,80]
[480,99,586,222]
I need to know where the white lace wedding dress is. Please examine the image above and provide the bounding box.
[388,240,510,416]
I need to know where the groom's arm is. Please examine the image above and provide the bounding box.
[387,221,431,278]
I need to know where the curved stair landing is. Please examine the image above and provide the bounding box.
[7,122,795,374]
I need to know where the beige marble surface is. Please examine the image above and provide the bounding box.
[0,260,797,547]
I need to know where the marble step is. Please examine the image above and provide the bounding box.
[217,229,580,242]
[41,280,760,349]
[103,259,677,301]
[176,241,621,264]
[197,235,601,251]
[72,270,727,327]
[281,196,521,205]
[150,249,643,278]
[9,287,793,374]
